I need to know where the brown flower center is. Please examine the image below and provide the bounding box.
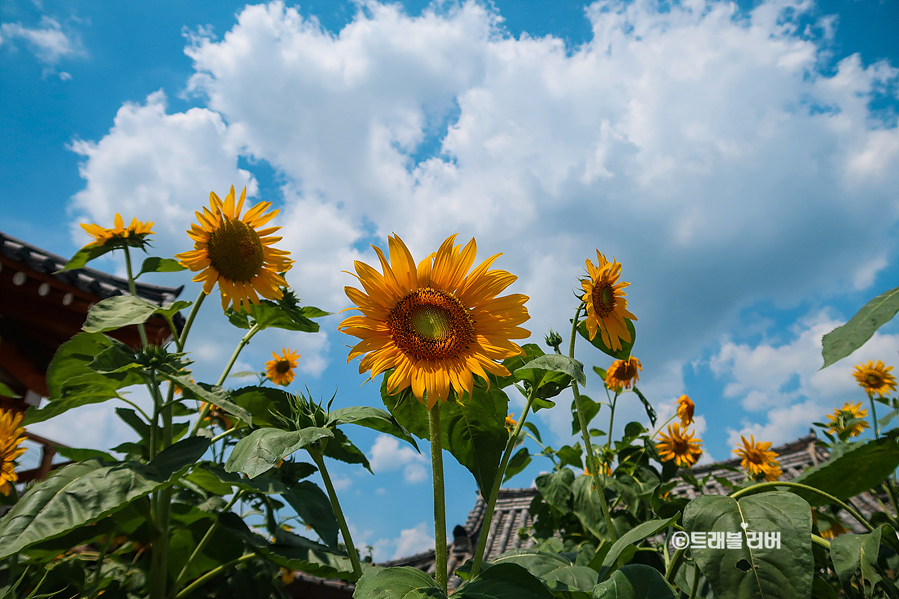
[387,288,475,361]
[275,360,291,374]
[592,282,616,317]
[206,218,265,282]
[866,373,882,386]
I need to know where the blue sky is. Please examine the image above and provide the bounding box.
[3,0,899,561]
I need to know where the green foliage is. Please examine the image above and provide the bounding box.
[328,405,419,451]
[683,492,814,599]
[282,482,340,549]
[83,295,181,333]
[136,256,187,277]
[822,285,899,368]
[591,564,677,599]
[225,290,328,333]
[577,319,636,361]
[224,427,333,478]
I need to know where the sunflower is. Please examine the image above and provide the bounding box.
[81,213,155,249]
[0,408,27,495]
[200,402,233,430]
[581,251,637,352]
[826,401,869,438]
[656,423,703,468]
[853,360,897,397]
[677,395,695,427]
[734,435,780,479]
[266,348,300,386]
[605,357,642,391]
[505,413,517,433]
[340,234,530,409]
[175,186,294,312]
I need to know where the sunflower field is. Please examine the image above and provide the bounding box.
[2,185,899,598]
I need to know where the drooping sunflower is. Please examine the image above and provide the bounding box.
[605,357,642,391]
[656,423,703,468]
[266,348,301,386]
[826,401,869,438]
[581,251,637,352]
[733,435,781,479]
[505,413,517,433]
[340,234,530,409]
[81,213,155,249]
[677,395,695,427]
[175,186,294,312]
[853,360,897,398]
[0,408,27,495]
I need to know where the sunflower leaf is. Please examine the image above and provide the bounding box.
[57,244,116,272]
[282,482,340,549]
[327,406,419,452]
[591,564,678,598]
[631,386,657,427]
[0,380,20,398]
[515,354,586,388]
[83,295,160,333]
[822,285,899,368]
[354,565,446,599]
[577,318,636,361]
[157,374,252,427]
[504,447,532,483]
[135,256,187,278]
[225,427,334,478]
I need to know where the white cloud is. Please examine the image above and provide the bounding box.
[368,434,428,483]
[65,0,899,453]
[0,16,84,77]
[372,522,435,561]
[711,309,899,445]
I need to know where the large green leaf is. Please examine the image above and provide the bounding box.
[456,562,555,598]
[504,447,532,483]
[592,564,677,599]
[282,481,340,550]
[822,285,899,368]
[381,380,430,439]
[189,462,289,496]
[577,318,636,362]
[790,437,899,505]
[24,380,125,425]
[265,528,357,581]
[515,354,587,388]
[136,256,186,277]
[158,374,253,426]
[225,296,328,333]
[328,406,419,451]
[323,426,373,472]
[229,385,294,428]
[58,243,115,272]
[354,565,445,598]
[683,492,813,599]
[489,550,598,595]
[830,526,887,596]
[536,469,575,512]
[83,295,160,333]
[0,436,209,558]
[596,517,679,580]
[225,427,333,478]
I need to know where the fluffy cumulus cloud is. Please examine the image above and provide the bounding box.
[710,309,899,445]
[372,522,435,561]
[368,434,428,483]
[67,0,899,447]
[0,15,83,78]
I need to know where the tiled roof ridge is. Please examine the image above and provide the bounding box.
[0,230,183,305]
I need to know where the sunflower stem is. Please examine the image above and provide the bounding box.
[470,385,539,579]
[190,322,261,437]
[173,553,256,599]
[665,547,687,583]
[606,391,620,453]
[122,245,149,348]
[176,289,207,352]
[870,395,880,439]
[569,303,618,543]
[427,405,448,592]
[310,450,364,581]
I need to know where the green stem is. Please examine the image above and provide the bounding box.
[730,482,874,532]
[123,245,149,348]
[882,481,899,522]
[310,450,363,581]
[470,385,539,578]
[177,289,207,352]
[870,395,880,439]
[211,426,239,444]
[429,406,448,593]
[665,547,686,583]
[606,392,619,452]
[87,532,116,599]
[170,492,244,597]
[811,534,832,550]
[569,303,618,542]
[190,322,261,437]
[173,553,256,599]
[688,563,700,599]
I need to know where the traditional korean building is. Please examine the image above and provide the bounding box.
[0,230,183,482]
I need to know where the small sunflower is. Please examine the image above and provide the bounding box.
[605,357,642,391]
[734,435,781,479]
[505,413,518,433]
[175,186,294,312]
[853,360,897,398]
[340,234,530,409]
[0,408,27,495]
[200,402,233,430]
[581,251,637,352]
[266,348,300,386]
[677,395,695,427]
[81,213,155,250]
[826,401,869,438]
[656,423,703,468]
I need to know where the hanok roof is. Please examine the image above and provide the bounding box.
[0,230,183,409]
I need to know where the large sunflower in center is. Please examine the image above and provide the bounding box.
[340,234,530,409]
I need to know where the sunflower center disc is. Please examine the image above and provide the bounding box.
[275,360,291,374]
[388,288,475,361]
[867,374,881,385]
[593,283,616,317]
[206,218,265,282]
